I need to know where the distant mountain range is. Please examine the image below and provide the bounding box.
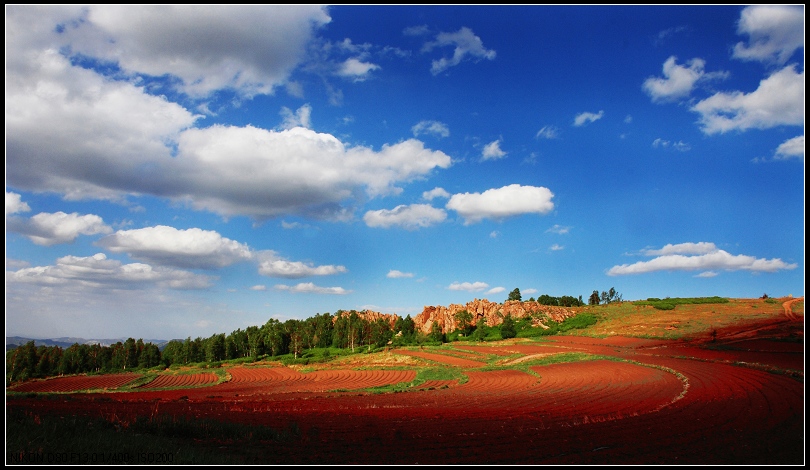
[6,336,175,351]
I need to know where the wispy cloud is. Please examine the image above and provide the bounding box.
[279,104,312,130]
[274,282,351,295]
[448,281,490,292]
[387,270,414,279]
[652,138,691,152]
[422,187,451,201]
[535,126,560,139]
[573,110,604,126]
[364,204,447,230]
[643,56,727,103]
[481,139,507,161]
[412,120,450,138]
[545,224,571,235]
[257,255,347,279]
[6,253,214,290]
[423,27,496,75]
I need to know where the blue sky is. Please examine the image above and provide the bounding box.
[5,5,804,340]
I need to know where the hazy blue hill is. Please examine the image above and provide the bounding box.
[6,336,172,351]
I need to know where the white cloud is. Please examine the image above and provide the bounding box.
[489,231,500,239]
[257,255,347,279]
[732,5,804,64]
[422,187,451,201]
[535,126,560,139]
[545,224,571,234]
[387,270,414,279]
[691,65,804,135]
[279,104,312,130]
[7,211,113,246]
[643,56,711,103]
[608,243,797,275]
[486,287,506,295]
[446,184,555,225]
[274,282,351,295]
[5,252,213,290]
[412,120,450,138]
[6,46,200,202]
[250,285,267,291]
[174,127,454,220]
[96,225,253,269]
[652,138,691,152]
[523,288,538,295]
[6,9,453,222]
[643,242,718,256]
[61,5,331,98]
[481,139,507,161]
[423,27,496,75]
[550,244,565,251]
[6,192,31,215]
[695,271,718,278]
[364,204,447,230]
[573,110,604,126]
[403,25,430,36]
[774,135,804,160]
[337,57,381,81]
[448,281,489,292]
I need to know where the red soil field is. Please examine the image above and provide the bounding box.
[7,373,141,393]
[137,373,219,389]
[6,313,804,464]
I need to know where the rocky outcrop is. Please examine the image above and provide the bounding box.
[332,309,399,328]
[413,299,576,334]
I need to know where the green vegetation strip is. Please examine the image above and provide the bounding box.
[363,367,469,394]
[632,296,729,310]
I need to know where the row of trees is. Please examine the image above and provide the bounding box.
[507,288,585,307]
[7,311,421,383]
[6,338,161,382]
[588,287,623,306]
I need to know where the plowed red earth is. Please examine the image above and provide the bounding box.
[7,317,803,464]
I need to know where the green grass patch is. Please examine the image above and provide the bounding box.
[362,366,468,394]
[517,313,598,338]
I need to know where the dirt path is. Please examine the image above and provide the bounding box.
[782,297,803,320]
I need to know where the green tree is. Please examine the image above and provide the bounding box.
[161,340,184,367]
[205,334,226,362]
[471,318,487,342]
[588,290,601,306]
[138,343,161,369]
[500,314,517,339]
[508,288,522,302]
[429,321,445,343]
[454,310,474,335]
[263,319,288,357]
[370,318,393,348]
